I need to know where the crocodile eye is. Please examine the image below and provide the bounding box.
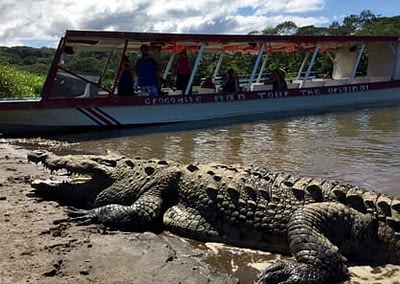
[144,166,155,175]
[125,160,135,168]
[186,164,199,172]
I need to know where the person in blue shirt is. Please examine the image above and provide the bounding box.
[135,44,159,96]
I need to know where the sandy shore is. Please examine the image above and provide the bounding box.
[0,140,399,283]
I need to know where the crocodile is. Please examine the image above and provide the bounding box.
[27,150,400,284]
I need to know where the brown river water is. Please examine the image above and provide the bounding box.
[10,105,400,283]
[25,104,400,196]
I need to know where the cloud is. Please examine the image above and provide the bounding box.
[0,0,329,47]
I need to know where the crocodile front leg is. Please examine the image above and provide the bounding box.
[257,202,379,284]
[68,188,165,231]
[68,170,182,231]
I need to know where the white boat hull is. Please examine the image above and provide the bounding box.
[1,85,400,135]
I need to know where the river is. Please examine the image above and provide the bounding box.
[31,104,399,197]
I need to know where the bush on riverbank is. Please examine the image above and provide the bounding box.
[0,63,44,98]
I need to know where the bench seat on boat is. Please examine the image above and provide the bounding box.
[167,89,183,96]
[368,76,391,82]
[198,87,216,94]
[324,79,348,86]
[303,80,325,88]
[251,83,273,91]
[287,83,300,89]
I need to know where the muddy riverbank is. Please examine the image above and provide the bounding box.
[0,140,399,283]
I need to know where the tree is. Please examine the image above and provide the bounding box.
[263,21,298,35]
[297,25,331,35]
[341,10,377,34]
[357,16,400,35]
[275,21,298,35]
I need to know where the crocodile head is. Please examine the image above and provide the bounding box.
[28,150,123,207]
[28,150,173,208]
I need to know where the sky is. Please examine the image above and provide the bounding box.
[0,0,399,48]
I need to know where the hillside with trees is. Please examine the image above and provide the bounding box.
[0,10,399,98]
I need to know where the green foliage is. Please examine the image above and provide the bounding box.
[0,10,398,98]
[0,63,44,98]
[0,46,54,75]
[274,10,400,36]
[356,16,400,35]
[342,10,377,32]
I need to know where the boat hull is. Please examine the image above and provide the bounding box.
[1,84,400,136]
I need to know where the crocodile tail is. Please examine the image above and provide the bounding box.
[248,167,400,232]
[328,183,400,232]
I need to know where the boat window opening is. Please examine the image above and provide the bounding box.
[49,68,102,99]
[39,31,400,101]
[367,42,397,80]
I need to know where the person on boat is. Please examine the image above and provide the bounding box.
[175,50,192,94]
[322,71,333,79]
[222,68,240,92]
[201,76,216,89]
[117,55,134,96]
[135,44,160,96]
[265,69,288,92]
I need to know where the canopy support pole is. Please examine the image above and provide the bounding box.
[301,43,320,88]
[163,52,176,80]
[212,52,224,81]
[256,52,269,83]
[296,53,310,81]
[247,43,265,91]
[347,43,365,84]
[111,39,129,95]
[185,42,206,95]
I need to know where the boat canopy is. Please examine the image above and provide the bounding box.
[63,30,400,54]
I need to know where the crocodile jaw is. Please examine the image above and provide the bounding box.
[28,150,118,207]
[27,150,118,176]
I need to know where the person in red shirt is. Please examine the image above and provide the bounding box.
[175,50,192,93]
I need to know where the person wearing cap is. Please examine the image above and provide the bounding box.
[135,44,159,96]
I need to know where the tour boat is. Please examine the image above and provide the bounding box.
[1,30,400,136]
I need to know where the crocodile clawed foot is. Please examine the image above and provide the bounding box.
[65,207,98,225]
[256,260,296,284]
[256,260,325,284]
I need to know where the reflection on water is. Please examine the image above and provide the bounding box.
[27,105,400,196]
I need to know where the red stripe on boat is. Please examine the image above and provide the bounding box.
[84,108,115,126]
